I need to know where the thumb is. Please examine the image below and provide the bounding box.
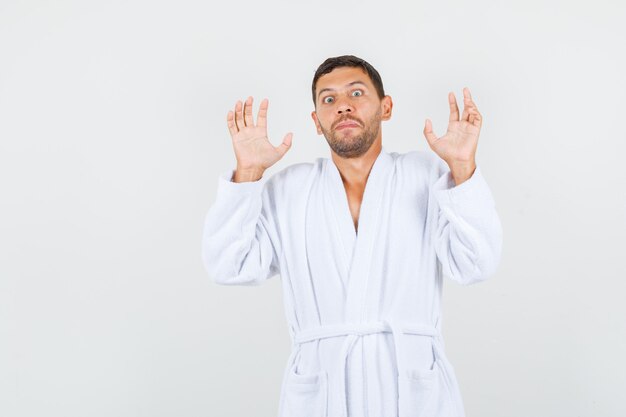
[423,118,438,147]
[276,132,293,158]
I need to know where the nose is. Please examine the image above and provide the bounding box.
[335,97,353,114]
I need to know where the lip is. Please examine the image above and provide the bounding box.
[335,121,360,130]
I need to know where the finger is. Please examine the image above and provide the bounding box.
[461,87,477,122]
[423,118,438,146]
[448,92,460,122]
[275,132,293,158]
[257,98,268,129]
[461,105,470,122]
[227,110,237,136]
[234,100,243,131]
[468,107,482,127]
[243,96,254,127]
[463,87,473,103]
[463,88,477,108]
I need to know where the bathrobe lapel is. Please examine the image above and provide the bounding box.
[324,146,394,322]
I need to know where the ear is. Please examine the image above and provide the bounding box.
[381,95,393,121]
[311,111,323,135]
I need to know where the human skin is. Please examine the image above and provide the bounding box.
[310,66,481,187]
[422,87,482,186]
[226,67,482,186]
[310,66,392,194]
[309,66,392,230]
[226,96,292,183]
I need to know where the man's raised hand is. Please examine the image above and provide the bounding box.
[422,87,481,167]
[422,87,481,185]
[226,96,293,182]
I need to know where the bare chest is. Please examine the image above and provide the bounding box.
[345,188,364,234]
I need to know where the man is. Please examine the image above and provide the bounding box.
[202,55,502,417]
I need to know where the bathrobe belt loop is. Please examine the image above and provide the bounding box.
[294,321,440,417]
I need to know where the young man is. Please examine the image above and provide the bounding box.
[202,55,502,417]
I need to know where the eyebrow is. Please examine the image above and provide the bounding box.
[317,81,368,101]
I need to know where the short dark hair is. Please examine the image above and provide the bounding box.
[311,55,385,106]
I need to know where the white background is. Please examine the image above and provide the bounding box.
[1,1,625,416]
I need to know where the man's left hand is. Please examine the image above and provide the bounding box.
[423,87,482,185]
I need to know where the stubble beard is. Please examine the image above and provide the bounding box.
[320,108,382,159]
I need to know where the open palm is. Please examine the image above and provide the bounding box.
[227,96,292,171]
[423,87,482,165]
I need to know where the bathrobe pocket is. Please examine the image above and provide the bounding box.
[282,366,328,417]
[399,358,453,417]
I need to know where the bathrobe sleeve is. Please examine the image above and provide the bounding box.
[430,158,503,285]
[201,168,282,286]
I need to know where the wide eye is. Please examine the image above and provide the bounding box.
[323,96,334,104]
[352,90,363,97]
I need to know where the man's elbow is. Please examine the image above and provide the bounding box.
[464,220,503,285]
[211,273,263,286]
[445,239,503,286]
[447,262,498,286]
[201,251,262,286]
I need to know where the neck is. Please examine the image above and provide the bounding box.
[331,140,382,187]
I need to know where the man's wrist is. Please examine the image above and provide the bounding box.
[232,167,265,183]
[448,160,476,186]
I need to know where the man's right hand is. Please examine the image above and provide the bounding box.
[226,96,293,182]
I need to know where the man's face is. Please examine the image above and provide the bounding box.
[311,66,392,159]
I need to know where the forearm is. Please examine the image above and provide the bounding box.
[431,164,503,285]
[203,169,280,285]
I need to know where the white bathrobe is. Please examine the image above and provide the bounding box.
[201,146,503,417]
